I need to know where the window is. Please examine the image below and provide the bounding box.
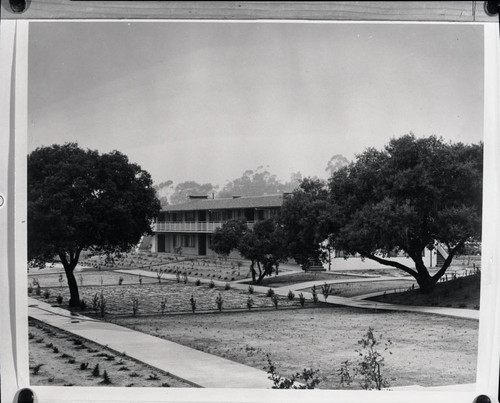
[256,209,265,220]
[182,235,195,248]
[185,211,195,222]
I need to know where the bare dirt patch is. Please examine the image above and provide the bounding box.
[112,307,478,389]
[28,318,194,388]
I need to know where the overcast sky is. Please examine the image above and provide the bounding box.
[28,21,484,186]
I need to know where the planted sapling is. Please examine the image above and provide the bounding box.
[247,296,254,311]
[132,297,140,316]
[190,294,197,313]
[299,293,306,307]
[312,285,318,304]
[215,292,224,312]
[272,294,279,309]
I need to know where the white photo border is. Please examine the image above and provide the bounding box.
[0,18,498,403]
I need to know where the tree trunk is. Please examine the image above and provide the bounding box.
[59,250,81,307]
[65,267,81,307]
[250,261,257,284]
[414,271,437,294]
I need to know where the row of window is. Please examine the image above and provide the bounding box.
[172,234,195,248]
[157,208,280,223]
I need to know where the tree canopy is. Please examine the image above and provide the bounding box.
[170,181,218,205]
[218,167,301,198]
[329,134,482,293]
[279,178,335,270]
[28,143,161,306]
[211,219,249,258]
[211,218,287,284]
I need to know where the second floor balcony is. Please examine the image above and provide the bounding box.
[153,221,255,233]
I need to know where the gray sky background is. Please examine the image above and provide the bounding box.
[28,21,484,187]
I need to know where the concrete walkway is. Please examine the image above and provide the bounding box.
[116,268,479,320]
[28,297,274,389]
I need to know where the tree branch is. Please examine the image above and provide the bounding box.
[432,238,467,281]
[363,253,417,277]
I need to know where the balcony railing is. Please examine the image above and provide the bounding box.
[153,221,255,233]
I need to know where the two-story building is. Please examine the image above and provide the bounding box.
[149,193,445,269]
[150,194,284,257]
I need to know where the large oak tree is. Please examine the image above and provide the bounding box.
[329,134,482,294]
[28,143,161,306]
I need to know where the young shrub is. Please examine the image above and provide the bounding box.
[209,280,215,289]
[92,364,100,377]
[148,373,160,380]
[311,285,318,304]
[118,276,124,285]
[35,284,41,296]
[92,293,99,314]
[248,285,254,294]
[139,275,143,285]
[272,294,279,309]
[28,284,33,294]
[183,272,188,284]
[224,282,231,291]
[299,293,306,307]
[52,346,59,354]
[31,363,44,375]
[99,290,107,317]
[156,269,164,284]
[190,294,197,313]
[287,290,295,301]
[132,298,140,316]
[215,292,224,312]
[56,294,63,305]
[79,298,87,310]
[338,327,392,390]
[100,370,112,385]
[160,297,167,315]
[266,288,275,298]
[266,354,320,389]
[80,362,89,370]
[321,282,332,301]
[246,296,254,311]
[195,279,201,286]
[43,289,51,300]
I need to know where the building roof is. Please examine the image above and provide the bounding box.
[162,194,285,212]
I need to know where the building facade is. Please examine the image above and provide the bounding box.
[150,194,284,257]
[149,193,444,267]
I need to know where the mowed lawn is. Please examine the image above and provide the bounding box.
[112,306,478,390]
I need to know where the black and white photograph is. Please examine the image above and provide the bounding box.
[2,15,492,400]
